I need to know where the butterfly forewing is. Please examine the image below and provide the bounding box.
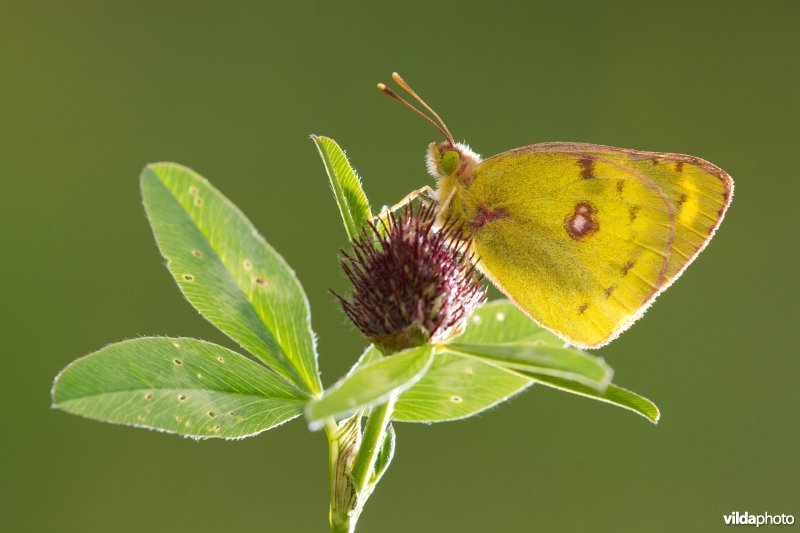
[462,142,732,348]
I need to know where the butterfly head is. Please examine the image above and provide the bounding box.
[426,141,482,181]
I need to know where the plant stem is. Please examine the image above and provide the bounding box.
[324,395,397,533]
[351,394,396,493]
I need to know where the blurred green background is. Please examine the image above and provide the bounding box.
[1,1,797,531]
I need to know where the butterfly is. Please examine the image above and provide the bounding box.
[378,73,733,349]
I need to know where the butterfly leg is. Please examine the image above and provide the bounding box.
[387,185,437,213]
[372,185,436,224]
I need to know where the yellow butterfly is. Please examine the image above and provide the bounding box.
[378,73,733,349]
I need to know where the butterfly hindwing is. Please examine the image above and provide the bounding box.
[456,142,732,348]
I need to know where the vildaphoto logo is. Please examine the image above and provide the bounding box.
[723,511,795,527]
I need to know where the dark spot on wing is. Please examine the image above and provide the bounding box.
[677,193,688,206]
[578,303,589,314]
[616,180,625,194]
[621,260,635,276]
[675,161,684,172]
[565,202,599,240]
[604,285,616,299]
[472,205,510,230]
[629,206,640,222]
[578,158,595,179]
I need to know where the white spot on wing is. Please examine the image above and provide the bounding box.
[572,214,588,232]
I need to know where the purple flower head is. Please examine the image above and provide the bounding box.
[334,203,485,355]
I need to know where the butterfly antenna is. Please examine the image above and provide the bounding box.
[378,80,456,147]
[391,72,455,146]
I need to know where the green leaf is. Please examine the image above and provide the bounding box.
[519,373,660,424]
[393,349,532,423]
[371,424,395,486]
[443,300,658,423]
[447,342,613,391]
[351,344,532,424]
[140,163,321,394]
[444,300,613,391]
[306,345,433,428]
[311,135,372,241]
[52,338,307,439]
[336,303,657,424]
[454,300,568,345]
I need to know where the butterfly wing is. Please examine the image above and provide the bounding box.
[458,142,732,348]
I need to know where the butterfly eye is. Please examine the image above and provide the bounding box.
[441,150,460,174]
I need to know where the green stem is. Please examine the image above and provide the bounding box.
[351,394,396,494]
[324,395,397,533]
